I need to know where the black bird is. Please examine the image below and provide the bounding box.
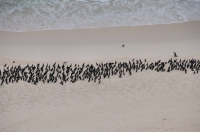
[185,69,187,74]
[173,52,178,57]
[122,45,125,47]
[13,61,15,63]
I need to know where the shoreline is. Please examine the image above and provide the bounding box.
[1,20,200,33]
[0,20,200,62]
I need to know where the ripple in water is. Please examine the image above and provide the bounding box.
[0,0,200,32]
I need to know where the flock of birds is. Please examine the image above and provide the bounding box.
[0,52,199,86]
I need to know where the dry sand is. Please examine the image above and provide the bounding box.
[0,21,200,132]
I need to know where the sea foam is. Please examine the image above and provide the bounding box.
[0,0,200,32]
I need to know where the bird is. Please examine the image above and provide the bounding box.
[13,61,15,63]
[122,45,125,47]
[173,52,178,57]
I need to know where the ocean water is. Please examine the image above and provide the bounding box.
[0,0,200,32]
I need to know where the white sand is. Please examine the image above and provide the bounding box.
[0,21,200,132]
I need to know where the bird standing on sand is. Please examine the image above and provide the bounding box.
[173,52,178,57]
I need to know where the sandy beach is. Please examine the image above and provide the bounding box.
[0,21,200,132]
